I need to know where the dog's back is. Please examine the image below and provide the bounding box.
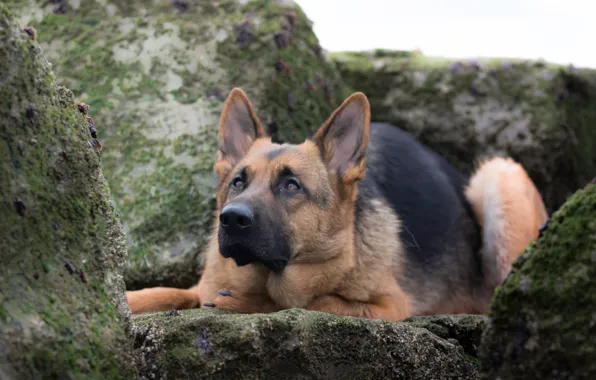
[359,122,486,314]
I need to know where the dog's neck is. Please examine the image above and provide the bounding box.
[264,200,359,309]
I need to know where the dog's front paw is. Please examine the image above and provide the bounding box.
[201,288,232,309]
[205,288,281,314]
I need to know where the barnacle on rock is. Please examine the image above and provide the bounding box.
[20,24,36,40]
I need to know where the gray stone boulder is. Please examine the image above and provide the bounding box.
[0,4,135,378]
[132,308,485,380]
[333,49,596,212]
[7,0,352,290]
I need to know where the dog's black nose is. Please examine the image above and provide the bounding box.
[219,202,254,234]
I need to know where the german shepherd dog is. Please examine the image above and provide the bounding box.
[126,88,548,321]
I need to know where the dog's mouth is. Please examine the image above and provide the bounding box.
[219,242,289,273]
[219,242,257,266]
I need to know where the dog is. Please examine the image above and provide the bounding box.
[126,88,548,321]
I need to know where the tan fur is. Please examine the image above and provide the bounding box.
[304,196,411,320]
[127,285,200,314]
[125,89,547,321]
[465,157,548,292]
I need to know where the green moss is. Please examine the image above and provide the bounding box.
[132,308,481,379]
[0,5,135,378]
[333,50,596,212]
[479,184,596,380]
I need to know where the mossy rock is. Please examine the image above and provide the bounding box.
[479,182,596,379]
[403,314,488,359]
[0,5,135,378]
[132,308,483,379]
[333,49,596,212]
[7,0,352,290]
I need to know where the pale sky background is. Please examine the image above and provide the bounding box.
[296,0,596,68]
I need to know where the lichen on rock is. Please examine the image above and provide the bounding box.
[333,49,596,212]
[132,308,483,380]
[7,0,352,290]
[479,182,596,379]
[0,4,135,378]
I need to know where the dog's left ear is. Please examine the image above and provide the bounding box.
[313,92,371,183]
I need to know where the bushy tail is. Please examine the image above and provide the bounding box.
[465,157,548,290]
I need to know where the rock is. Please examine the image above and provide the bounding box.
[479,182,596,379]
[132,308,482,380]
[333,49,596,212]
[0,5,135,378]
[7,0,351,290]
[403,314,488,359]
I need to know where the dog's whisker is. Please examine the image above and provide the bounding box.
[401,225,420,251]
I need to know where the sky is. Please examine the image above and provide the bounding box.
[295,0,596,68]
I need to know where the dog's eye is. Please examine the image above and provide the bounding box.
[284,179,301,192]
[232,177,244,189]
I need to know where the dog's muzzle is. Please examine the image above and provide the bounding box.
[217,201,290,272]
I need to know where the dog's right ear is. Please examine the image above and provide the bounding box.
[214,88,268,179]
[313,92,371,184]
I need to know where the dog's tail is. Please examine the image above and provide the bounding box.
[464,157,548,290]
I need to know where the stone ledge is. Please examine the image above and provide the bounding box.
[132,308,485,380]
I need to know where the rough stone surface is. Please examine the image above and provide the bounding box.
[7,0,352,290]
[403,314,488,359]
[132,308,483,380]
[333,49,596,212]
[0,5,136,378]
[479,183,596,380]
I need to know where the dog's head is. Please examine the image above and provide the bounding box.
[214,88,371,272]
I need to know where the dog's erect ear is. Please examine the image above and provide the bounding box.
[313,92,371,183]
[215,88,267,178]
